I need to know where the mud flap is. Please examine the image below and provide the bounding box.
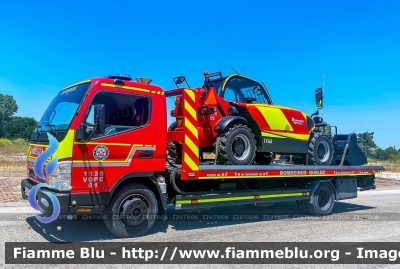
[335,176,357,200]
[357,175,376,191]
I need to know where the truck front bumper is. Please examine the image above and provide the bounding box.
[21,179,71,215]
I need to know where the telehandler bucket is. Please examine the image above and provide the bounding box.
[333,133,367,166]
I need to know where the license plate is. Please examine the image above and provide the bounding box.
[24,187,31,197]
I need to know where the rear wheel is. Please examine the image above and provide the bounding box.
[306,183,335,215]
[104,183,158,237]
[307,132,334,165]
[216,124,256,165]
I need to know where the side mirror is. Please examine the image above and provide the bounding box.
[94,104,106,134]
[315,87,323,108]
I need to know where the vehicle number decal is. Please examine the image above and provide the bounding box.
[83,171,104,188]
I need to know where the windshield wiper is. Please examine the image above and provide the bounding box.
[44,123,57,137]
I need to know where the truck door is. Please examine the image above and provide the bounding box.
[72,89,157,195]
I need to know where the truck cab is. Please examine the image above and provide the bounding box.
[23,75,167,220]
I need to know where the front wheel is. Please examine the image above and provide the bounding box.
[216,124,256,165]
[104,183,158,237]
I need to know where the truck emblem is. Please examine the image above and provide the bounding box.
[93,145,109,161]
[31,146,43,156]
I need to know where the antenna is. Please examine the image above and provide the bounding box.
[321,70,325,118]
[230,66,240,74]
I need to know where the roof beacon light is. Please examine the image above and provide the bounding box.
[106,74,132,81]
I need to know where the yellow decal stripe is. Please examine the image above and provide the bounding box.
[73,144,153,163]
[260,132,283,138]
[185,118,199,139]
[257,107,293,131]
[185,89,195,102]
[184,100,197,120]
[62,80,91,90]
[177,192,307,204]
[247,104,295,111]
[184,152,199,171]
[101,83,151,93]
[261,131,310,141]
[185,135,199,157]
[28,130,76,160]
[74,142,131,146]
[56,130,75,160]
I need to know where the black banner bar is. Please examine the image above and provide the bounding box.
[5,242,400,264]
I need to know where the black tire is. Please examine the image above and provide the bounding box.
[104,183,158,237]
[167,141,182,164]
[255,152,274,165]
[306,183,335,215]
[307,132,334,165]
[216,124,256,165]
[167,122,182,164]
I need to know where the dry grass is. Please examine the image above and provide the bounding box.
[0,141,28,173]
[368,160,400,173]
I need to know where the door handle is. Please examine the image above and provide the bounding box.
[138,151,154,159]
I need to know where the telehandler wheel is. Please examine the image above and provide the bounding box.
[255,152,274,165]
[216,124,256,165]
[104,183,158,237]
[307,132,334,165]
[305,183,335,216]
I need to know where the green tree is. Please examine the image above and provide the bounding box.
[357,131,377,157]
[0,93,19,137]
[383,146,398,162]
[3,116,37,140]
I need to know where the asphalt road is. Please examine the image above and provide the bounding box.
[1,189,400,268]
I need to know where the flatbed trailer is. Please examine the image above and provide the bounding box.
[169,164,382,210]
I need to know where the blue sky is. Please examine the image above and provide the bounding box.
[0,1,399,148]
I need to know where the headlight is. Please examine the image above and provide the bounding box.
[48,161,72,191]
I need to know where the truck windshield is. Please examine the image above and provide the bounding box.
[37,82,91,132]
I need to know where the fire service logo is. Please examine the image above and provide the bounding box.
[93,145,109,161]
[29,133,60,224]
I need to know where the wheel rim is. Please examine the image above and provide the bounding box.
[317,140,331,163]
[118,194,149,228]
[318,188,331,210]
[232,134,251,160]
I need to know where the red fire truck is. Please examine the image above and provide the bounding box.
[21,74,384,237]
